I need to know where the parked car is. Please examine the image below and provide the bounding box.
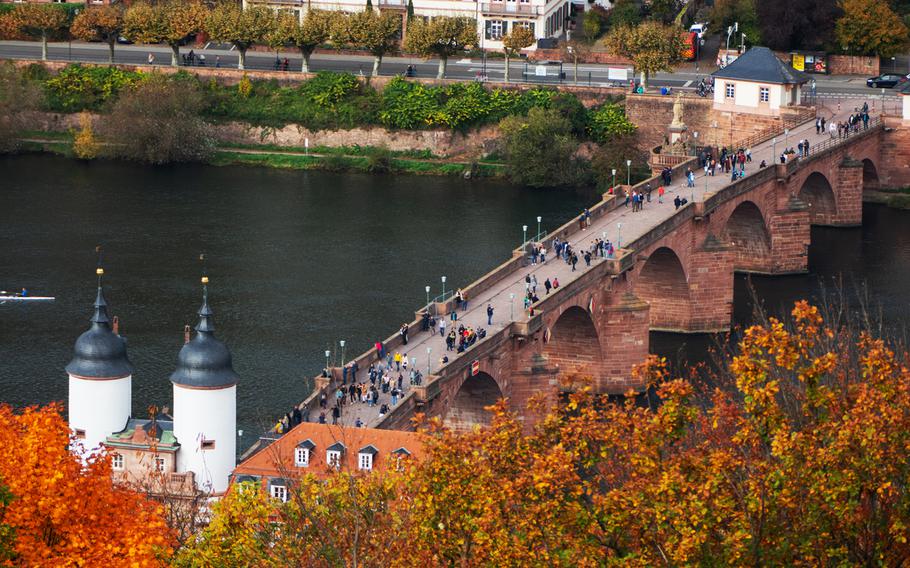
[689,22,708,39]
[866,73,909,88]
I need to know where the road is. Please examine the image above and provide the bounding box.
[0,40,901,104]
[333,107,875,429]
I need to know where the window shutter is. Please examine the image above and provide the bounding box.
[485,20,492,40]
[528,23,535,36]
[502,21,509,35]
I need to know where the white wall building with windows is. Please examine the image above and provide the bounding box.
[243,0,574,51]
[711,46,810,116]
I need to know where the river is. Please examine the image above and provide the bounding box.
[2,155,909,446]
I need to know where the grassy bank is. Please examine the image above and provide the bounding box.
[14,130,504,178]
[863,189,910,210]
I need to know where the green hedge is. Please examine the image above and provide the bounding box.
[29,64,629,138]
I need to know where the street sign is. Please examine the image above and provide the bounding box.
[471,360,480,376]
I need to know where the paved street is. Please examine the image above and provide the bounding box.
[0,40,903,104]
[334,105,879,428]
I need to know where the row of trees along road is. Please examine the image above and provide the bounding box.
[3,1,535,79]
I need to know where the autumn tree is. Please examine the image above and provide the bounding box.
[755,0,839,51]
[332,11,401,77]
[8,3,68,61]
[605,20,684,89]
[71,5,125,64]
[499,107,588,188]
[0,404,172,564]
[205,3,275,70]
[403,16,477,79]
[123,1,209,67]
[835,0,909,57]
[266,9,333,73]
[0,61,43,153]
[500,24,534,83]
[98,75,214,165]
[562,37,590,85]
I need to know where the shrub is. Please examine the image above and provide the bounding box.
[99,75,213,165]
[0,61,43,153]
[499,107,590,188]
[365,145,393,174]
[43,64,143,112]
[586,103,637,143]
[71,111,98,160]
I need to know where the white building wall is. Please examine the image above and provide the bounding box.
[735,82,759,108]
[68,374,131,455]
[903,94,910,121]
[173,384,236,495]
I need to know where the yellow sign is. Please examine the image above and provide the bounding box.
[792,54,805,71]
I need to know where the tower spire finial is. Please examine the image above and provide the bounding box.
[196,253,214,334]
[90,245,110,326]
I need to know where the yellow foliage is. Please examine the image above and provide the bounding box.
[72,112,98,160]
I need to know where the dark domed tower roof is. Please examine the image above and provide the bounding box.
[170,283,239,389]
[66,286,133,379]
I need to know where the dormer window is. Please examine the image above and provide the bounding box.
[391,447,411,471]
[358,445,379,471]
[326,442,345,469]
[296,439,315,468]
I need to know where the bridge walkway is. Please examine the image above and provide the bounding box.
[335,111,866,428]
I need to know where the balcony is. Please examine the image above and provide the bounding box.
[482,2,541,16]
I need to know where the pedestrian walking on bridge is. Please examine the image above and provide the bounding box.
[487,304,494,325]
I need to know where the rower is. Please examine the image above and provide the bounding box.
[20,288,27,297]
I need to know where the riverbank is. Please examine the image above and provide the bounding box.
[863,189,910,210]
[17,132,506,178]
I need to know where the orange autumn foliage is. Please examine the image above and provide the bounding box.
[181,301,910,566]
[0,404,173,566]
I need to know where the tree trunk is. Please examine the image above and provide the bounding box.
[171,44,180,67]
[437,56,446,79]
[238,47,247,70]
[301,48,312,73]
[640,70,647,91]
[41,32,48,61]
[504,54,510,83]
[107,39,115,64]
[372,54,381,77]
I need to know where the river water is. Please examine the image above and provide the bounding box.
[2,155,909,445]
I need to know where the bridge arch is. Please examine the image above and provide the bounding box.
[636,247,691,331]
[443,371,504,432]
[798,172,837,224]
[723,201,771,272]
[543,305,602,378]
[863,158,879,192]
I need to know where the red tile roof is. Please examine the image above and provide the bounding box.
[232,423,425,481]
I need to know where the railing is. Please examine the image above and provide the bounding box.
[481,2,541,15]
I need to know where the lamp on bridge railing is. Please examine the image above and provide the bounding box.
[441,276,447,300]
[617,222,623,249]
[509,292,515,320]
[626,159,632,185]
[537,216,542,240]
[522,225,528,249]
[712,121,718,147]
[426,347,432,375]
[339,340,346,366]
[325,349,330,371]
[611,168,616,191]
[425,285,431,307]
[784,128,790,150]
[772,136,777,162]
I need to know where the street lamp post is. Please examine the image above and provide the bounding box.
[611,168,616,191]
[772,136,776,162]
[626,159,632,185]
[784,128,790,150]
[425,285,431,307]
[509,292,515,320]
[617,223,623,248]
[339,340,346,366]
[441,276,447,301]
[536,216,542,240]
[712,121,718,147]
[426,347,432,375]
[522,225,528,250]
[325,349,330,371]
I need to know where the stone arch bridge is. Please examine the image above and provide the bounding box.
[267,116,893,444]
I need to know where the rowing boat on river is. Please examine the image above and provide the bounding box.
[0,296,55,302]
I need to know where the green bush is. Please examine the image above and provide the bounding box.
[586,103,637,143]
[43,64,143,112]
[500,107,590,188]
